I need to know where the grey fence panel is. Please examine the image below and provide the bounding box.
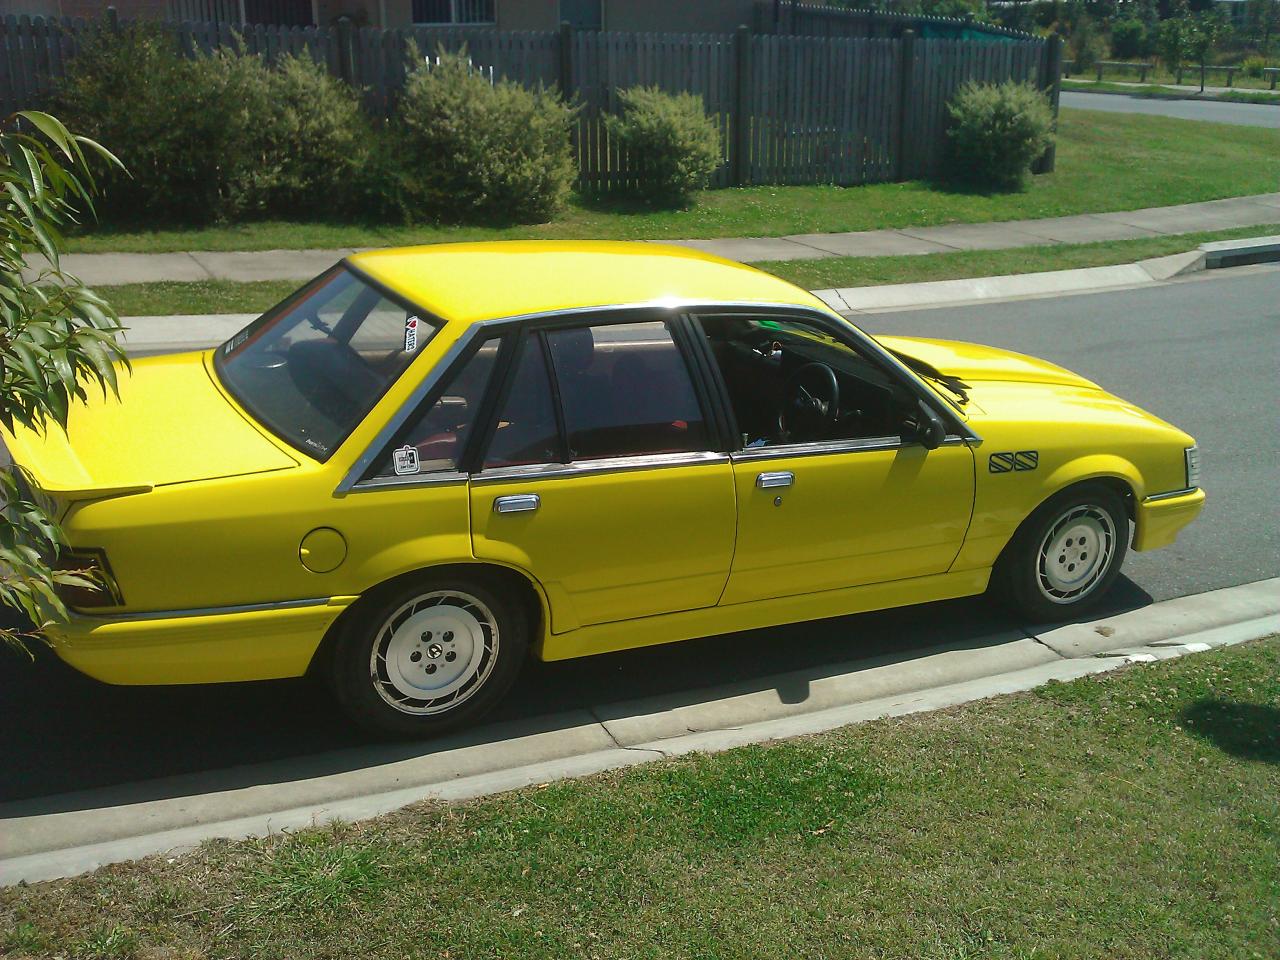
[0,17,1055,187]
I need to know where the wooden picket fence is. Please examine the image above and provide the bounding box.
[0,14,1062,190]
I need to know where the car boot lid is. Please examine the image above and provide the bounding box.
[2,352,298,500]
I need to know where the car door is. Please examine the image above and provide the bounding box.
[468,313,737,633]
[693,310,976,606]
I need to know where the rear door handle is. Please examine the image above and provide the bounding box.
[493,494,540,514]
[756,471,794,489]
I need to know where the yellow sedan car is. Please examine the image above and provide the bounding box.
[4,242,1205,736]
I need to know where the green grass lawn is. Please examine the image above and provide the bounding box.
[1063,78,1280,106]
[760,223,1280,291]
[65,109,1280,255]
[5,637,1277,959]
[100,223,1280,316]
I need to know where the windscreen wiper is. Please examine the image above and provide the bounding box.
[889,350,970,405]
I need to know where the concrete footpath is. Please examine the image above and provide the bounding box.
[2,577,1276,885]
[30,192,1280,286]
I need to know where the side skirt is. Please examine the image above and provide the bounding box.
[537,568,993,661]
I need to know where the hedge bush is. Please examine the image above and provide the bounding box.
[945,81,1055,191]
[53,24,238,224]
[396,50,576,224]
[1110,19,1149,60]
[1241,55,1268,79]
[604,86,722,206]
[53,26,372,225]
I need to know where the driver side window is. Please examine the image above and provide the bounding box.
[698,314,912,449]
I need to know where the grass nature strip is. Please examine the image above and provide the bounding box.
[100,223,1280,318]
[64,110,1280,255]
[4,637,1277,959]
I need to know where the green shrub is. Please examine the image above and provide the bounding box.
[945,81,1055,191]
[604,86,722,206]
[396,50,576,223]
[1110,19,1149,60]
[1241,55,1267,78]
[252,54,372,217]
[53,26,371,224]
[52,24,236,224]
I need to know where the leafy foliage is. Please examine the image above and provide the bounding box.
[945,81,1056,191]
[1110,18,1151,59]
[53,24,373,225]
[0,111,127,651]
[395,49,577,224]
[604,86,723,207]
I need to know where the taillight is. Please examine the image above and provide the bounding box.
[53,548,124,610]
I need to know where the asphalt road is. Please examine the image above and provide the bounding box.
[1062,90,1280,128]
[2,267,1277,806]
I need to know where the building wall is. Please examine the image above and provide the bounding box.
[603,0,755,33]
[495,0,557,31]
[0,0,170,18]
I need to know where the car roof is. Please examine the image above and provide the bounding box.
[346,240,830,326]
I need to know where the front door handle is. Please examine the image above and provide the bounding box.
[494,494,540,514]
[756,471,794,489]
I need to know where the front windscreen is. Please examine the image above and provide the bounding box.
[215,266,437,460]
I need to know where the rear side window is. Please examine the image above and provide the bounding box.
[545,321,708,461]
[484,334,563,469]
[367,338,501,480]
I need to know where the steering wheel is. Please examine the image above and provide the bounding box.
[778,362,840,442]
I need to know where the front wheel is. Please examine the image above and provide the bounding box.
[328,576,528,738]
[992,483,1129,622]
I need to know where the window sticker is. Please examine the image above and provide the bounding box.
[404,315,420,353]
[392,445,420,476]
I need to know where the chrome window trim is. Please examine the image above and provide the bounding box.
[352,471,468,492]
[335,297,981,497]
[473,450,729,485]
[731,433,970,462]
[1144,487,1200,503]
[79,597,332,623]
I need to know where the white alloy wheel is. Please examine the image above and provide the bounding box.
[369,590,499,715]
[1035,504,1116,604]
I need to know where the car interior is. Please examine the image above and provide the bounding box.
[699,314,918,446]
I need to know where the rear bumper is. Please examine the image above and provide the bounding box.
[45,598,355,685]
[1133,488,1205,552]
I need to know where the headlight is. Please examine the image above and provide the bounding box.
[1184,444,1201,490]
[53,548,124,610]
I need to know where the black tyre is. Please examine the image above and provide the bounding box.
[328,574,528,738]
[992,482,1129,622]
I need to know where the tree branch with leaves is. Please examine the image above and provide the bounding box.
[1,111,127,654]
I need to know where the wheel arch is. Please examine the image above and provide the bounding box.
[306,561,551,679]
[995,472,1137,573]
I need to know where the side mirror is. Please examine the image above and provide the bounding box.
[915,401,947,450]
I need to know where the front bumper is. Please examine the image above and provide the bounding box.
[45,597,356,685]
[1133,488,1205,552]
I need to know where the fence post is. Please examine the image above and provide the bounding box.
[732,23,750,187]
[558,20,573,99]
[335,15,355,86]
[894,29,914,182]
[106,5,118,32]
[1033,35,1062,175]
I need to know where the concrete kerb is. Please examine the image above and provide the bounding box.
[811,235,1280,314]
[2,577,1276,886]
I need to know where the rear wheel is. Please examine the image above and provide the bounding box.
[329,575,527,738]
[993,483,1129,622]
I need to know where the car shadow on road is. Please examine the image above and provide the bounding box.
[0,575,1155,815]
